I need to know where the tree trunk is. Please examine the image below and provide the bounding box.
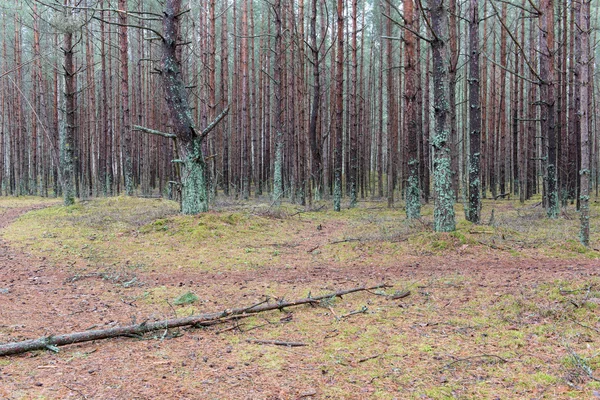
[448,0,459,199]
[119,0,133,196]
[579,0,591,245]
[404,0,421,219]
[221,2,230,197]
[61,28,76,206]
[308,0,323,201]
[422,48,431,203]
[161,0,208,214]
[333,0,344,212]
[467,0,481,223]
[539,0,558,218]
[385,1,398,208]
[272,0,285,206]
[429,0,456,232]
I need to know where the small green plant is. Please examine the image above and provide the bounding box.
[173,291,199,305]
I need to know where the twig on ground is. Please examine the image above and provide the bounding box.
[215,321,245,335]
[571,319,600,334]
[330,238,360,245]
[327,306,340,321]
[566,345,600,382]
[64,385,88,400]
[358,353,382,363]
[290,205,325,217]
[339,306,368,319]
[306,245,321,253]
[441,354,508,370]
[388,290,411,300]
[246,338,307,347]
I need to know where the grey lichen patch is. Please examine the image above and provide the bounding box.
[333,175,342,212]
[433,156,456,232]
[349,183,357,209]
[546,164,558,219]
[466,152,481,224]
[181,139,208,215]
[272,141,284,206]
[431,129,450,150]
[406,159,421,219]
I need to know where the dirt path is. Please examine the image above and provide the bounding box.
[0,206,599,399]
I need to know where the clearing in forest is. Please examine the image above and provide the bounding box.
[0,196,599,399]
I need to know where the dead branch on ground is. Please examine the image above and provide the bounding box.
[0,284,390,357]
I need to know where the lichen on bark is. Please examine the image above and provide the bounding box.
[406,159,421,219]
[546,164,558,219]
[180,138,208,215]
[433,155,455,232]
[272,140,283,206]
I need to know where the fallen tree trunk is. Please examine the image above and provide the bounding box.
[0,284,389,356]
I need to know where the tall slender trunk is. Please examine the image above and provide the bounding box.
[498,4,508,195]
[333,0,344,211]
[208,0,217,199]
[519,2,527,203]
[297,0,307,206]
[579,0,591,245]
[429,0,456,232]
[422,48,431,203]
[308,0,323,200]
[377,37,384,198]
[405,0,420,218]
[385,1,398,208]
[448,0,459,198]
[61,28,76,206]
[467,0,481,223]
[272,0,285,206]
[569,1,579,203]
[539,0,558,218]
[527,13,537,199]
[119,0,133,195]
[221,1,230,196]
[349,0,358,208]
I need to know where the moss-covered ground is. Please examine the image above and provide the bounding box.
[0,195,599,399]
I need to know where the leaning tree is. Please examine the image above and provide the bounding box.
[127,0,228,214]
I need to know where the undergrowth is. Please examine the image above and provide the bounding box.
[2,196,600,398]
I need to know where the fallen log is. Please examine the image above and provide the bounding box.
[0,284,390,357]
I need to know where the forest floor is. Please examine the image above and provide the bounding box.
[0,195,599,399]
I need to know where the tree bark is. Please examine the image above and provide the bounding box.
[61,25,76,206]
[349,0,359,208]
[161,0,208,214]
[539,0,558,218]
[385,1,398,208]
[308,0,323,201]
[579,0,591,246]
[404,0,421,219]
[333,0,344,211]
[467,0,481,223]
[119,0,134,196]
[272,0,285,206]
[429,0,456,232]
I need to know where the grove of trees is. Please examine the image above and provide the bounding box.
[0,0,596,242]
